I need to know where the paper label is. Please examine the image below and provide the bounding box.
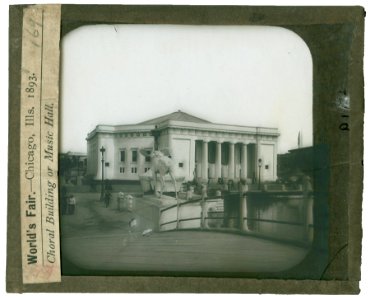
[19,4,61,284]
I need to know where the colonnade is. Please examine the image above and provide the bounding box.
[198,140,254,181]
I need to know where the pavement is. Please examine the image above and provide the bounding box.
[61,192,309,275]
[61,192,166,239]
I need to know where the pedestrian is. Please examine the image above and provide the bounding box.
[104,190,111,208]
[67,194,76,215]
[60,186,67,215]
[302,175,313,196]
[201,184,207,228]
[127,217,138,243]
[186,185,194,200]
[117,192,124,211]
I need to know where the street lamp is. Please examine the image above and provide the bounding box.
[100,146,105,202]
[258,158,262,190]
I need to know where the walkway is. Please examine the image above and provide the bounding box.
[63,230,308,274]
[61,192,309,275]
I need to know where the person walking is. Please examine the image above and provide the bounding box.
[117,191,124,211]
[60,186,68,215]
[67,194,76,215]
[104,190,111,208]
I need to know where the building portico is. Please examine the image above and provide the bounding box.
[155,118,279,183]
[193,139,276,183]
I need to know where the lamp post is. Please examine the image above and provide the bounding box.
[100,146,105,202]
[258,158,262,190]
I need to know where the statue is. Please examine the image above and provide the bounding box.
[140,148,180,228]
[140,149,177,199]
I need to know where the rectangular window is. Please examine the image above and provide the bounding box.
[120,150,125,162]
[132,150,137,162]
[145,150,151,162]
[120,167,125,173]
[144,167,150,172]
[131,167,137,174]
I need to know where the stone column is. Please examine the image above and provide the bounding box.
[239,181,249,231]
[215,141,222,179]
[137,149,144,176]
[201,140,208,180]
[240,195,248,231]
[241,143,247,180]
[255,139,261,182]
[228,142,235,179]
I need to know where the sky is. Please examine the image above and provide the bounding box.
[61,24,313,154]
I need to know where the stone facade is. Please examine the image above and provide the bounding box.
[86,111,279,183]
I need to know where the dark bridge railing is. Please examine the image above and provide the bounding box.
[159,192,314,247]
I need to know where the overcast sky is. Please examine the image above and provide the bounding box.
[60,25,312,154]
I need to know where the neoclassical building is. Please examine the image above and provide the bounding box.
[86,111,279,183]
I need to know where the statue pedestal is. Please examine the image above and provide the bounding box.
[142,194,179,208]
[139,173,185,193]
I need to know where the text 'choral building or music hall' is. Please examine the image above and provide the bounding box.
[86,111,279,183]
